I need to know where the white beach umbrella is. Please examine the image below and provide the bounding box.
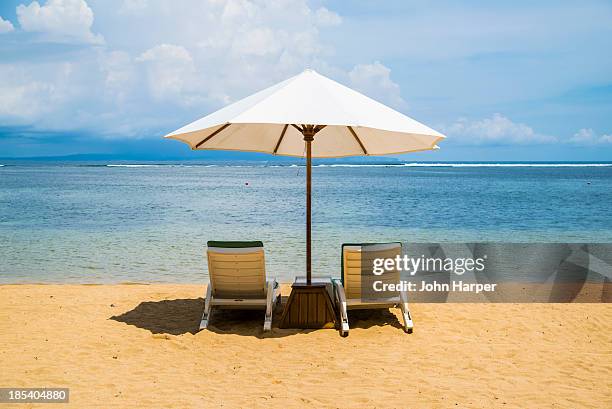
[165,69,445,284]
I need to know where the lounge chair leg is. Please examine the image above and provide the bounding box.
[399,289,414,334]
[263,279,277,332]
[200,285,213,331]
[333,279,350,337]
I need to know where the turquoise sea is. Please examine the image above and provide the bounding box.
[1,162,611,283]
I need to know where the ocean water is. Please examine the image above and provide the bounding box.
[1,162,611,283]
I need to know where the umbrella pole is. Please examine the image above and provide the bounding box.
[304,130,314,286]
[279,125,337,329]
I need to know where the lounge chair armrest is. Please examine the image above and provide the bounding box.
[332,279,345,301]
[332,279,349,336]
[265,280,277,314]
[199,284,213,331]
[263,279,278,332]
[399,288,414,333]
[399,287,409,303]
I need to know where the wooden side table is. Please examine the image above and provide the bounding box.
[279,277,337,329]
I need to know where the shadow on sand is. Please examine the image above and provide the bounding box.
[110,297,404,338]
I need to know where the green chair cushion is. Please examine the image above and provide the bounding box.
[207,241,264,248]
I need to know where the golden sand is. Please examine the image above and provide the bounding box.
[1,284,610,408]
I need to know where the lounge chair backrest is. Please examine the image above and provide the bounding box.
[342,243,402,299]
[207,241,267,299]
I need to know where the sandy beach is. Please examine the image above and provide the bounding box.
[0,284,610,408]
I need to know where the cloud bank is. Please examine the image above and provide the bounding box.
[441,114,612,147]
[0,0,610,156]
[443,114,556,145]
[568,128,612,145]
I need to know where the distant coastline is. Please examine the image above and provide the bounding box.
[2,152,612,167]
[1,161,612,168]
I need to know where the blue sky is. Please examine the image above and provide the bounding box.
[0,0,611,161]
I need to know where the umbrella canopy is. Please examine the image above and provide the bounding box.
[165,69,445,157]
[165,69,446,284]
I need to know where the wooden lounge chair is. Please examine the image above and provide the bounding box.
[332,242,414,337]
[201,241,280,332]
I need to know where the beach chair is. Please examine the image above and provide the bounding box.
[201,241,280,332]
[332,243,413,337]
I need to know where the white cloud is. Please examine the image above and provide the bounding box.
[0,80,56,120]
[348,61,406,109]
[99,50,135,104]
[136,44,199,104]
[16,0,103,44]
[0,63,73,122]
[315,7,341,27]
[119,0,147,15]
[231,27,281,57]
[444,113,557,145]
[568,128,612,145]
[195,0,333,68]
[569,128,595,144]
[0,16,14,33]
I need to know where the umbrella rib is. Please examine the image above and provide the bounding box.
[291,124,303,133]
[273,124,289,154]
[347,126,368,155]
[194,123,231,149]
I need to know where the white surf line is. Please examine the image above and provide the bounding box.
[400,163,612,168]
